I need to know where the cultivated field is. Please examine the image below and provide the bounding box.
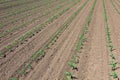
[0,0,120,80]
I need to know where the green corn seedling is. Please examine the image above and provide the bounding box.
[5,29,10,33]
[65,72,73,80]
[110,60,118,70]
[109,52,116,59]
[5,45,11,51]
[68,62,77,70]
[109,45,114,52]
[32,51,39,61]
[19,35,25,42]
[27,63,32,70]
[71,55,78,63]
[78,0,81,2]
[112,71,118,79]
[19,68,25,75]
[12,41,17,47]
[0,51,3,58]
[9,77,19,80]
[32,49,45,61]
[38,50,45,57]
[0,33,4,37]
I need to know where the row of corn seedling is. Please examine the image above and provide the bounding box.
[3,0,68,28]
[110,0,120,15]
[0,0,63,29]
[103,0,119,79]
[65,0,97,79]
[0,0,32,8]
[0,0,26,4]
[0,2,77,59]
[0,0,50,28]
[8,1,88,80]
[0,0,42,8]
[0,0,50,20]
[0,0,70,38]
[65,54,79,80]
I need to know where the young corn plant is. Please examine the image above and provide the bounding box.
[5,45,11,51]
[32,49,45,61]
[68,62,78,71]
[25,63,33,73]
[12,41,18,47]
[9,77,19,80]
[0,51,3,58]
[109,45,114,52]
[78,0,81,2]
[65,72,73,80]
[18,68,25,75]
[109,52,116,60]
[71,55,79,63]
[0,51,6,58]
[27,63,32,70]
[111,71,118,79]
[19,35,25,43]
[77,34,85,51]
[0,33,4,37]
[110,60,118,71]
